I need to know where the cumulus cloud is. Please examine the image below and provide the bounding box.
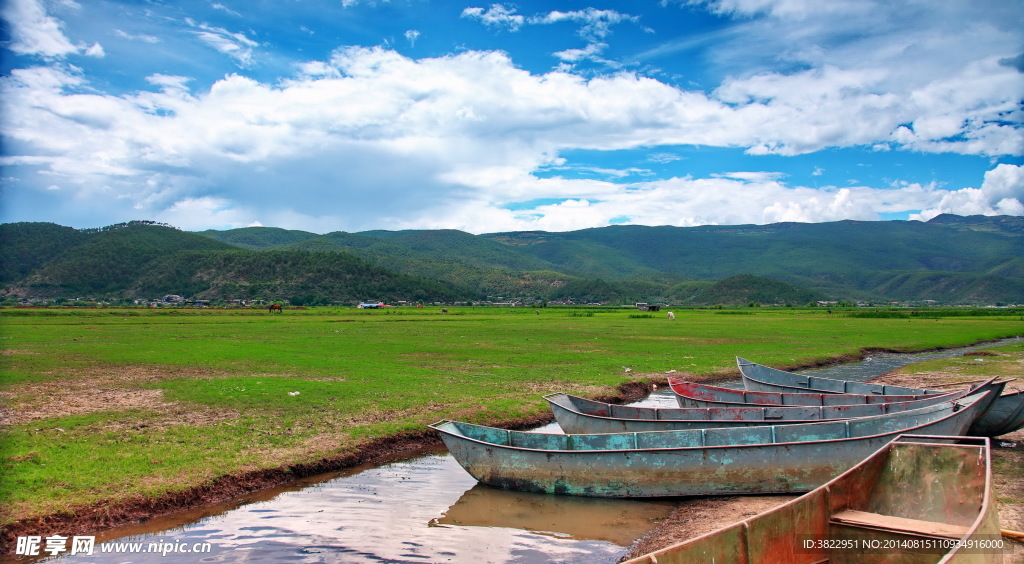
[2,0,1022,233]
[435,175,940,233]
[3,0,79,57]
[2,42,1021,233]
[912,164,1024,221]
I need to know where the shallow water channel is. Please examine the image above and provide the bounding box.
[51,338,1020,563]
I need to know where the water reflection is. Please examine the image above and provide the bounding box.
[432,484,675,546]
[52,448,672,564]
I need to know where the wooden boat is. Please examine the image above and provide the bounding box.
[739,357,1024,436]
[545,389,980,434]
[429,389,991,498]
[623,435,1001,564]
[669,378,952,408]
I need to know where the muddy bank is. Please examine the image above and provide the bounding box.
[622,495,797,559]
[0,381,652,554]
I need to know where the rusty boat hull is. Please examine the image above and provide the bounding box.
[738,357,1024,436]
[545,390,976,434]
[430,390,990,498]
[623,435,1001,564]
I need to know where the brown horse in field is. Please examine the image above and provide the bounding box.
[269,304,283,313]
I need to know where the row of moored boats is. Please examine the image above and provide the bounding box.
[429,357,1022,562]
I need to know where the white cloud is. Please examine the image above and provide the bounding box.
[461,4,524,32]
[529,8,640,40]
[114,29,160,43]
[3,44,1021,233]
[715,171,786,182]
[647,152,682,164]
[912,164,1024,221]
[404,29,420,46]
[145,74,192,92]
[83,42,104,57]
[463,5,641,42]
[186,19,259,67]
[2,0,1022,233]
[3,0,79,57]
[211,3,242,17]
[553,42,606,63]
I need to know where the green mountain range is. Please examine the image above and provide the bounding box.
[2,215,1022,305]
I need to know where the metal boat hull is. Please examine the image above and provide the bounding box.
[546,390,974,434]
[738,357,1024,436]
[432,391,989,498]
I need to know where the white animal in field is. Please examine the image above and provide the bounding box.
[667,312,675,320]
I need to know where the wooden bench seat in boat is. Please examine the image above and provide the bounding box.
[830,509,971,539]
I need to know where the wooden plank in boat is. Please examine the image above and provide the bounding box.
[830,509,970,539]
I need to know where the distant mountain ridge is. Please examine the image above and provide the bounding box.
[0,221,459,303]
[2,215,1022,305]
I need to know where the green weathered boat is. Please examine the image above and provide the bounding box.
[430,389,991,498]
[670,379,956,408]
[623,435,1001,563]
[738,357,1024,436]
[544,388,979,434]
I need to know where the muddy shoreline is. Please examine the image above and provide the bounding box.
[1,340,1017,555]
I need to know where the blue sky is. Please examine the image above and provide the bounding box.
[1,0,1022,233]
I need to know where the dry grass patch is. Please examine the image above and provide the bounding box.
[0,364,256,426]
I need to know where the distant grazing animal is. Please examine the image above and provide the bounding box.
[667,311,675,320]
[269,304,283,313]
[441,308,448,313]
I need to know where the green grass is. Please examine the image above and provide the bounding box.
[0,306,1021,524]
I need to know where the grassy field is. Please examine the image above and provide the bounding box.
[1,306,1022,528]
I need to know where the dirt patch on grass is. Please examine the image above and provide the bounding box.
[0,387,170,426]
[0,365,278,426]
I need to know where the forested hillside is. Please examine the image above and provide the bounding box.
[2,215,1022,305]
[1,221,464,304]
